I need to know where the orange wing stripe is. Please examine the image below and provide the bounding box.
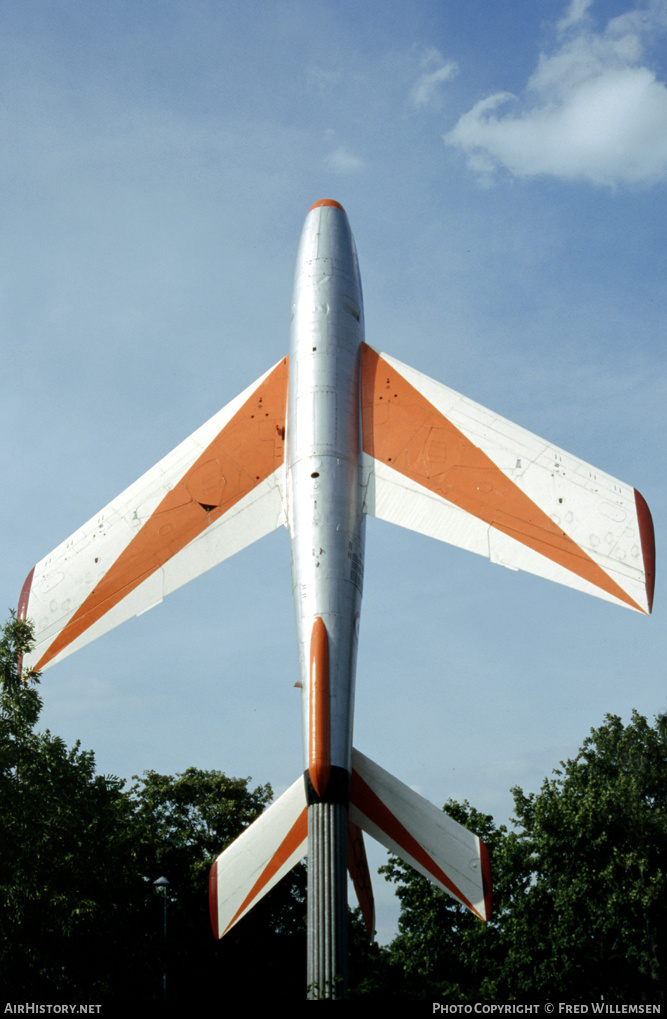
[350,767,484,920]
[220,806,307,936]
[361,345,641,612]
[35,358,288,671]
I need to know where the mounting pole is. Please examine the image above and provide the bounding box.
[307,801,348,999]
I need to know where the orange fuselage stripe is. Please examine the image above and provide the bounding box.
[308,617,331,798]
[35,358,289,671]
[361,345,641,612]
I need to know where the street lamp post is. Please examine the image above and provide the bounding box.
[153,876,170,999]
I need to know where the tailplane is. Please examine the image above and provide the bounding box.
[350,748,491,922]
[208,749,491,939]
[208,774,306,939]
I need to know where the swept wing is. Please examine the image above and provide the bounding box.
[19,357,288,675]
[361,344,654,615]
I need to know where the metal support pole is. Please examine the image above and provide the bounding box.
[306,801,348,999]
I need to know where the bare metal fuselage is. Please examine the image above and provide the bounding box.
[287,200,365,796]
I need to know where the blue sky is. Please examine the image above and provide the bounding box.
[2,0,666,941]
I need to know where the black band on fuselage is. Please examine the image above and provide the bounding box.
[303,766,350,806]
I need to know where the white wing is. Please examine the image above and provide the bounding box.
[19,357,288,674]
[361,345,654,614]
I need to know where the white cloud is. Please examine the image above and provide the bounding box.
[410,47,458,108]
[558,0,595,33]
[445,1,667,186]
[323,145,365,173]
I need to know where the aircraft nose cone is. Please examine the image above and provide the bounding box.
[308,198,346,213]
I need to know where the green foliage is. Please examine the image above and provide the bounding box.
[131,767,272,889]
[129,768,307,1000]
[378,802,523,999]
[0,613,146,999]
[0,609,42,737]
[505,710,667,999]
[380,712,667,1001]
[0,613,306,1001]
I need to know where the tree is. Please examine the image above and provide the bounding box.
[130,767,307,1000]
[378,802,524,999]
[0,612,307,1000]
[380,712,667,1001]
[0,613,147,999]
[506,711,667,1000]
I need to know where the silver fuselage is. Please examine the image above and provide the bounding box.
[286,202,365,787]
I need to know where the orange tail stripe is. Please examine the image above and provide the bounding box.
[347,819,375,940]
[35,358,288,672]
[361,345,642,613]
[350,767,486,920]
[218,806,307,937]
[480,838,493,922]
[308,617,331,798]
[209,855,220,939]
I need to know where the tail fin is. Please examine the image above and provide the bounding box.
[347,819,375,941]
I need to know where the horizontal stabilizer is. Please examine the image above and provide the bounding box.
[209,778,376,939]
[18,358,288,675]
[210,750,488,938]
[361,344,654,614]
[209,774,307,939]
[350,748,491,921]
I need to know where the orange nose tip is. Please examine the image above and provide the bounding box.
[308,199,345,213]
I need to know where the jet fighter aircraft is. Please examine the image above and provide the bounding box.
[18,200,654,957]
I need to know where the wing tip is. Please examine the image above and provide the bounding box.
[634,489,655,614]
[18,566,34,622]
[16,567,35,680]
